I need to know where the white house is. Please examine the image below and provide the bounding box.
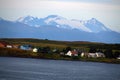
[6,45,12,48]
[88,53,97,58]
[20,45,32,50]
[95,52,105,58]
[81,52,89,57]
[81,52,84,57]
[81,52,105,58]
[117,55,120,59]
[66,51,72,56]
[33,48,38,53]
[60,52,65,55]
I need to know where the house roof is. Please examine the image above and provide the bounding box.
[0,42,7,47]
[71,50,78,54]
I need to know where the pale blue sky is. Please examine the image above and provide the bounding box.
[0,0,120,32]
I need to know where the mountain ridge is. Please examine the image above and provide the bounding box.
[16,15,111,33]
[0,15,120,43]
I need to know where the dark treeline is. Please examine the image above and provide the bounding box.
[89,47,120,59]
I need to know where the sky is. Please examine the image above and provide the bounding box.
[0,0,120,32]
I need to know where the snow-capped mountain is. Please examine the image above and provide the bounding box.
[17,16,45,27]
[17,15,110,33]
[84,18,110,33]
[0,15,120,43]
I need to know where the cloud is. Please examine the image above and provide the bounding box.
[0,0,120,32]
[0,0,119,11]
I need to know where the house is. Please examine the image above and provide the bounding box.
[20,44,32,50]
[117,55,120,59]
[0,42,7,47]
[81,52,105,58]
[81,52,89,57]
[6,45,13,48]
[88,53,97,58]
[95,52,105,58]
[0,42,13,48]
[60,52,65,55]
[12,44,19,49]
[66,50,78,56]
[33,48,38,53]
[52,48,58,53]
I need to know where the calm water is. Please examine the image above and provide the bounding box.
[0,57,120,80]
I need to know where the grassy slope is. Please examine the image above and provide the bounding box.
[0,38,120,51]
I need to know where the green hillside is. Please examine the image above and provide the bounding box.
[0,38,120,50]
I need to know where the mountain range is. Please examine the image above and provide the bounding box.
[0,15,120,43]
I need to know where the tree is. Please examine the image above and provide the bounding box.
[104,49,113,58]
[37,47,42,53]
[42,46,51,53]
[64,46,72,53]
[113,51,120,58]
[89,47,96,53]
[97,49,103,53]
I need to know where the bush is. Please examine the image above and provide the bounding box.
[0,47,33,58]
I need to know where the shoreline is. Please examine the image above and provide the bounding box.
[0,47,120,64]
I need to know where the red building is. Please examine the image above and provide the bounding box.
[0,42,7,47]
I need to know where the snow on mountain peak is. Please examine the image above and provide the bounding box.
[16,15,110,33]
[86,18,98,24]
[84,18,110,32]
[44,15,66,24]
[17,16,35,22]
[55,19,92,32]
[43,15,92,32]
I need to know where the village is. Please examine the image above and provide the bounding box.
[1,41,120,60]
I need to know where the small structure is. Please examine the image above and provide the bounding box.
[88,53,97,58]
[20,45,32,50]
[96,52,105,58]
[33,48,38,53]
[52,48,58,53]
[6,45,13,48]
[60,52,65,56]
[81,52,89,57]
[81,52,105,58]
[81,52,84,57]
[12,44,19,49]
[117,55,120,59]
[66,50,78,57]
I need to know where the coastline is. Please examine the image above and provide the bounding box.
[0,45,120,64]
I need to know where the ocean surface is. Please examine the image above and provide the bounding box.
[0,57,120,80]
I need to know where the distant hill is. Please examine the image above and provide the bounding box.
[0,15,120,43]
[0,38,120,50]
